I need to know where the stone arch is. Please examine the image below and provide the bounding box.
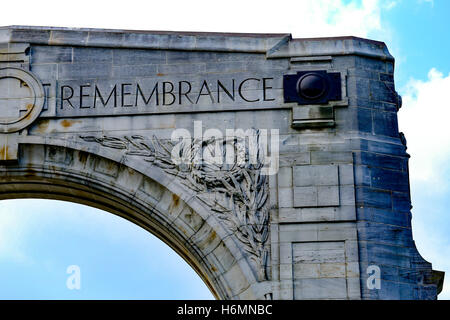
[0,138,271,300]
[0,26,440,300]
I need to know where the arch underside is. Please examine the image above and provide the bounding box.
[0,141,269,300]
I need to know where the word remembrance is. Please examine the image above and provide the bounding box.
[58,77,277,116]
[0,26,444,300]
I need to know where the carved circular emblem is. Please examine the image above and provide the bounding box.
[0,67,45,133]
[296,73,328,100]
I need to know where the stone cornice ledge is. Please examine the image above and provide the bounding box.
[0,26,393,61]
[0,26,289,53]
[267,36,394,61]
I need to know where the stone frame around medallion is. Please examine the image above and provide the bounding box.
[0,67,45,133]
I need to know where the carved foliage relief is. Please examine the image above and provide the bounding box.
[80,133,270,281]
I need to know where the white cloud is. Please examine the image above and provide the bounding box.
[0,0,386,38]
[399,68,450,191]
[413,221,450,299]
[400,69,450,299]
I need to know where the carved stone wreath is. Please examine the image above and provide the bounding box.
[80,132,270,281]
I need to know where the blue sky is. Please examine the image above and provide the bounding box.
[0,200,214,299]
[0,0,449,299]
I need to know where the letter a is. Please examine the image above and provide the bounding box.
[366,265,381,290]
[66,265,81,290]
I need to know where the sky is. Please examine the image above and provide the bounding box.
[0,0,449,299]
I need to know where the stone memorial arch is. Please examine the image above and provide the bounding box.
[0,26,443,300]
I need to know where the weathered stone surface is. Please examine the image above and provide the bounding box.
[0,26,442,300]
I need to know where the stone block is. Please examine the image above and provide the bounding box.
[30,64,58,80]
[339,185,355,206]
[293,241,345,264]
[158,63,206,75]
[293,164,339,187]
[392,192,412,214]
[140,177,164,202]
[293,263,320,279]
[319,263,346,278]
[279,225,319,243]
[380,73,394,83]
[221,262,250,296]
[50,30,87,45]
[338,164,354,185]
[318,186,339,206]
[357,151,406,171]
[357,107,373,133]
[357,221,414,247]
[293,186,317,207]
[58,62,112,80]
[93,158,119,177]
[278,187,293,208]
[355,56,387,72]
[190,221,221,255]
[370,167,409,193]
[370,80,397,103]
[113,48,166,65]
[311,151,352,164]
[279,152,311,167]
[372,110,399,137]
[356,187,392,209]
[73,47,113,63]
[277,166,292,187]
[31,45,72,63]
[318,224,357,241]
[0,134,18,161]
[294,278,347,299]
[359,138,405,156]
[292,105,334,121]
[279,207,335,223]
[210,241,236,273]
